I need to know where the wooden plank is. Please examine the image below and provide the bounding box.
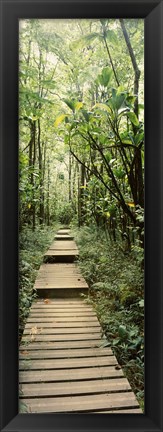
[22,333,102,342]
[20,377,131,398]
[25,320,101,329]
[38,264,79,270]
[38,264,80,269]
[36,272,84,277]
[33,298,89,304]
[57,229,70,233]
[24,327,101,335]
[31,306,91,312]
[57,230,71,234]
[31,303,92,308]
[34,297,89,301]
[34,282,88,289]
[25,321,100,328]
[36,274,82,279]
[19,356,118,370]
[30,307,94,313]
[20,340,104,350]
[36,282,84,286]
[29,312,96,317]
[49,241,77,250]
[96,409,142,414]
[19,348,113,359]
[26,317,99,323]
[35,275,85,281]
[19,392,139,413]
[19,366,124,383]
[31,299,91,311]
[37,272,81,276]
[45,250,78,256]
[27,310,97,318]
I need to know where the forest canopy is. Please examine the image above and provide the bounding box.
[19,18,144,239]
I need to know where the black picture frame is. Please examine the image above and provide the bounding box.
[0,0,163,431]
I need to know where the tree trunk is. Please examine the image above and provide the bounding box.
[46,158,50,226]
[119,19,140,118]
[120,19,144,226]
[28,120,36,230]
[68,151,72,202]
[38,119,44,224]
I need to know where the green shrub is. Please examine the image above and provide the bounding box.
[19,225,57,341]
[57,203,73,225]
[75,225,144,409]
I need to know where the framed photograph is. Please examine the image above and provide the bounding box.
[0,0,163,431]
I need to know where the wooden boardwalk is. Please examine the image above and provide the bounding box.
[19,228,142,414]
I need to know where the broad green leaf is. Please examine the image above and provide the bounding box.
[81,109,90,122]
[97,67,113,87]
[54,114,67,127]
[127,112,139,126]
[71,32,99,49]
[114,168,125,179]
[105,29,118,44]
[118,325,128,339]
[117,85,125,94]
[93,103,111,113]
[74,101,83,111]
[83,32,100,43]
[41,79,56,90]
[109,89,126,111]
[63,99,75,111]
[134,132,144,145]
[127,202,135,208]
[121,140,132,145]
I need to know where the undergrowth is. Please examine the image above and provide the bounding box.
[74,225,144,410]
[19,224,58,341]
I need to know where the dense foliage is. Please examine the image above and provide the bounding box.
[19,18,144,408]
[74,226,144,408]
[19,225,57,339]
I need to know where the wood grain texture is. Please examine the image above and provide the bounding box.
[19,365,124,383]
[20,377,131,397]
[19,233,142,414]
[20,347,113,359]
[49,240,77,250]
[19,356,118,370]
[20,340,105,350]
[19,392,139,413]
[24,326,101,335]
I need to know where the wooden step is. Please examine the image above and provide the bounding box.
[19,299,141,413]
[34,263,88,297]
[20,377,131,398]
[44,251,78,263]
[49,240,78,250]
[57,229,71,235]
[37,263,80,273]
[19,355,118,370]
[20,347,113,359]
[19,392,139,413]
[55,235,74,240]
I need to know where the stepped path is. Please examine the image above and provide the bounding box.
[19,228,142,414]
